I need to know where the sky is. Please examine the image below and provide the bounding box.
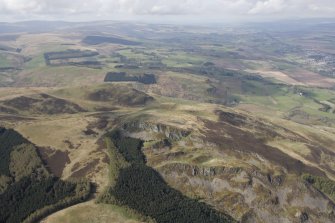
[0,0,335,23]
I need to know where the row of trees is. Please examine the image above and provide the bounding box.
[104,72,156,85]
[44,49,98,62]
[82,36,140,46]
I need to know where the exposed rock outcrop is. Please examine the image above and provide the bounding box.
[123,121,191,141]
[157,162,335,223]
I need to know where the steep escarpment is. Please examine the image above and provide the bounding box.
[122,120,191,141]
[98,130,236,223]
[158,162,335,223]
[116,109,335,223]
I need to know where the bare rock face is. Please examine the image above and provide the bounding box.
[156,162,335,223]
[119,112,335,223]
[122,121,190,141]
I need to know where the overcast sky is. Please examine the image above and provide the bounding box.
[0,0,335,23]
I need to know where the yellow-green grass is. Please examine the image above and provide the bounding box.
[43,202,144,223]
[117,49,150,61]
[24,54,48,69]
[17,66,107,87]
[14,113,109,189]
[16,33,84,56]
[238,89,335,123]
[162,52,206,67]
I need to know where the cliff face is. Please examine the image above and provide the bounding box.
[122,121,190,141]
[158,163,335,223]
[119,114,335,223]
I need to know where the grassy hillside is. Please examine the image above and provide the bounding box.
[1,21,335,223]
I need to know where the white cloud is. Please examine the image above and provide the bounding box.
[0,0,334,21]
[248,0,286,14]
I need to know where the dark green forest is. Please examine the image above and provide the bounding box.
[104,72,156,84]
[106,130,145,164]
[0,127,28,175]
[0,128,91,223]
[82,35,140,46]
[101,130,236,223]
[44,50,98,62]
[1,177,74,223]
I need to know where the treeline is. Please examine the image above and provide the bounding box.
[106,130,145,164]
[169,64,244,78]
[82,35,140,46]
[111,165,236,223]
[0,67,18,72]
[23,179,91,223]
[104,72,156,85]
[66,61,102,69]
[0,127,92,223]
[170,63,274,84]
[0,177,75,223]
[0,127,28,175]
[0,44,21,52]
[99,129,236,223]
[44,50,99,65]
[0,176,91,223]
